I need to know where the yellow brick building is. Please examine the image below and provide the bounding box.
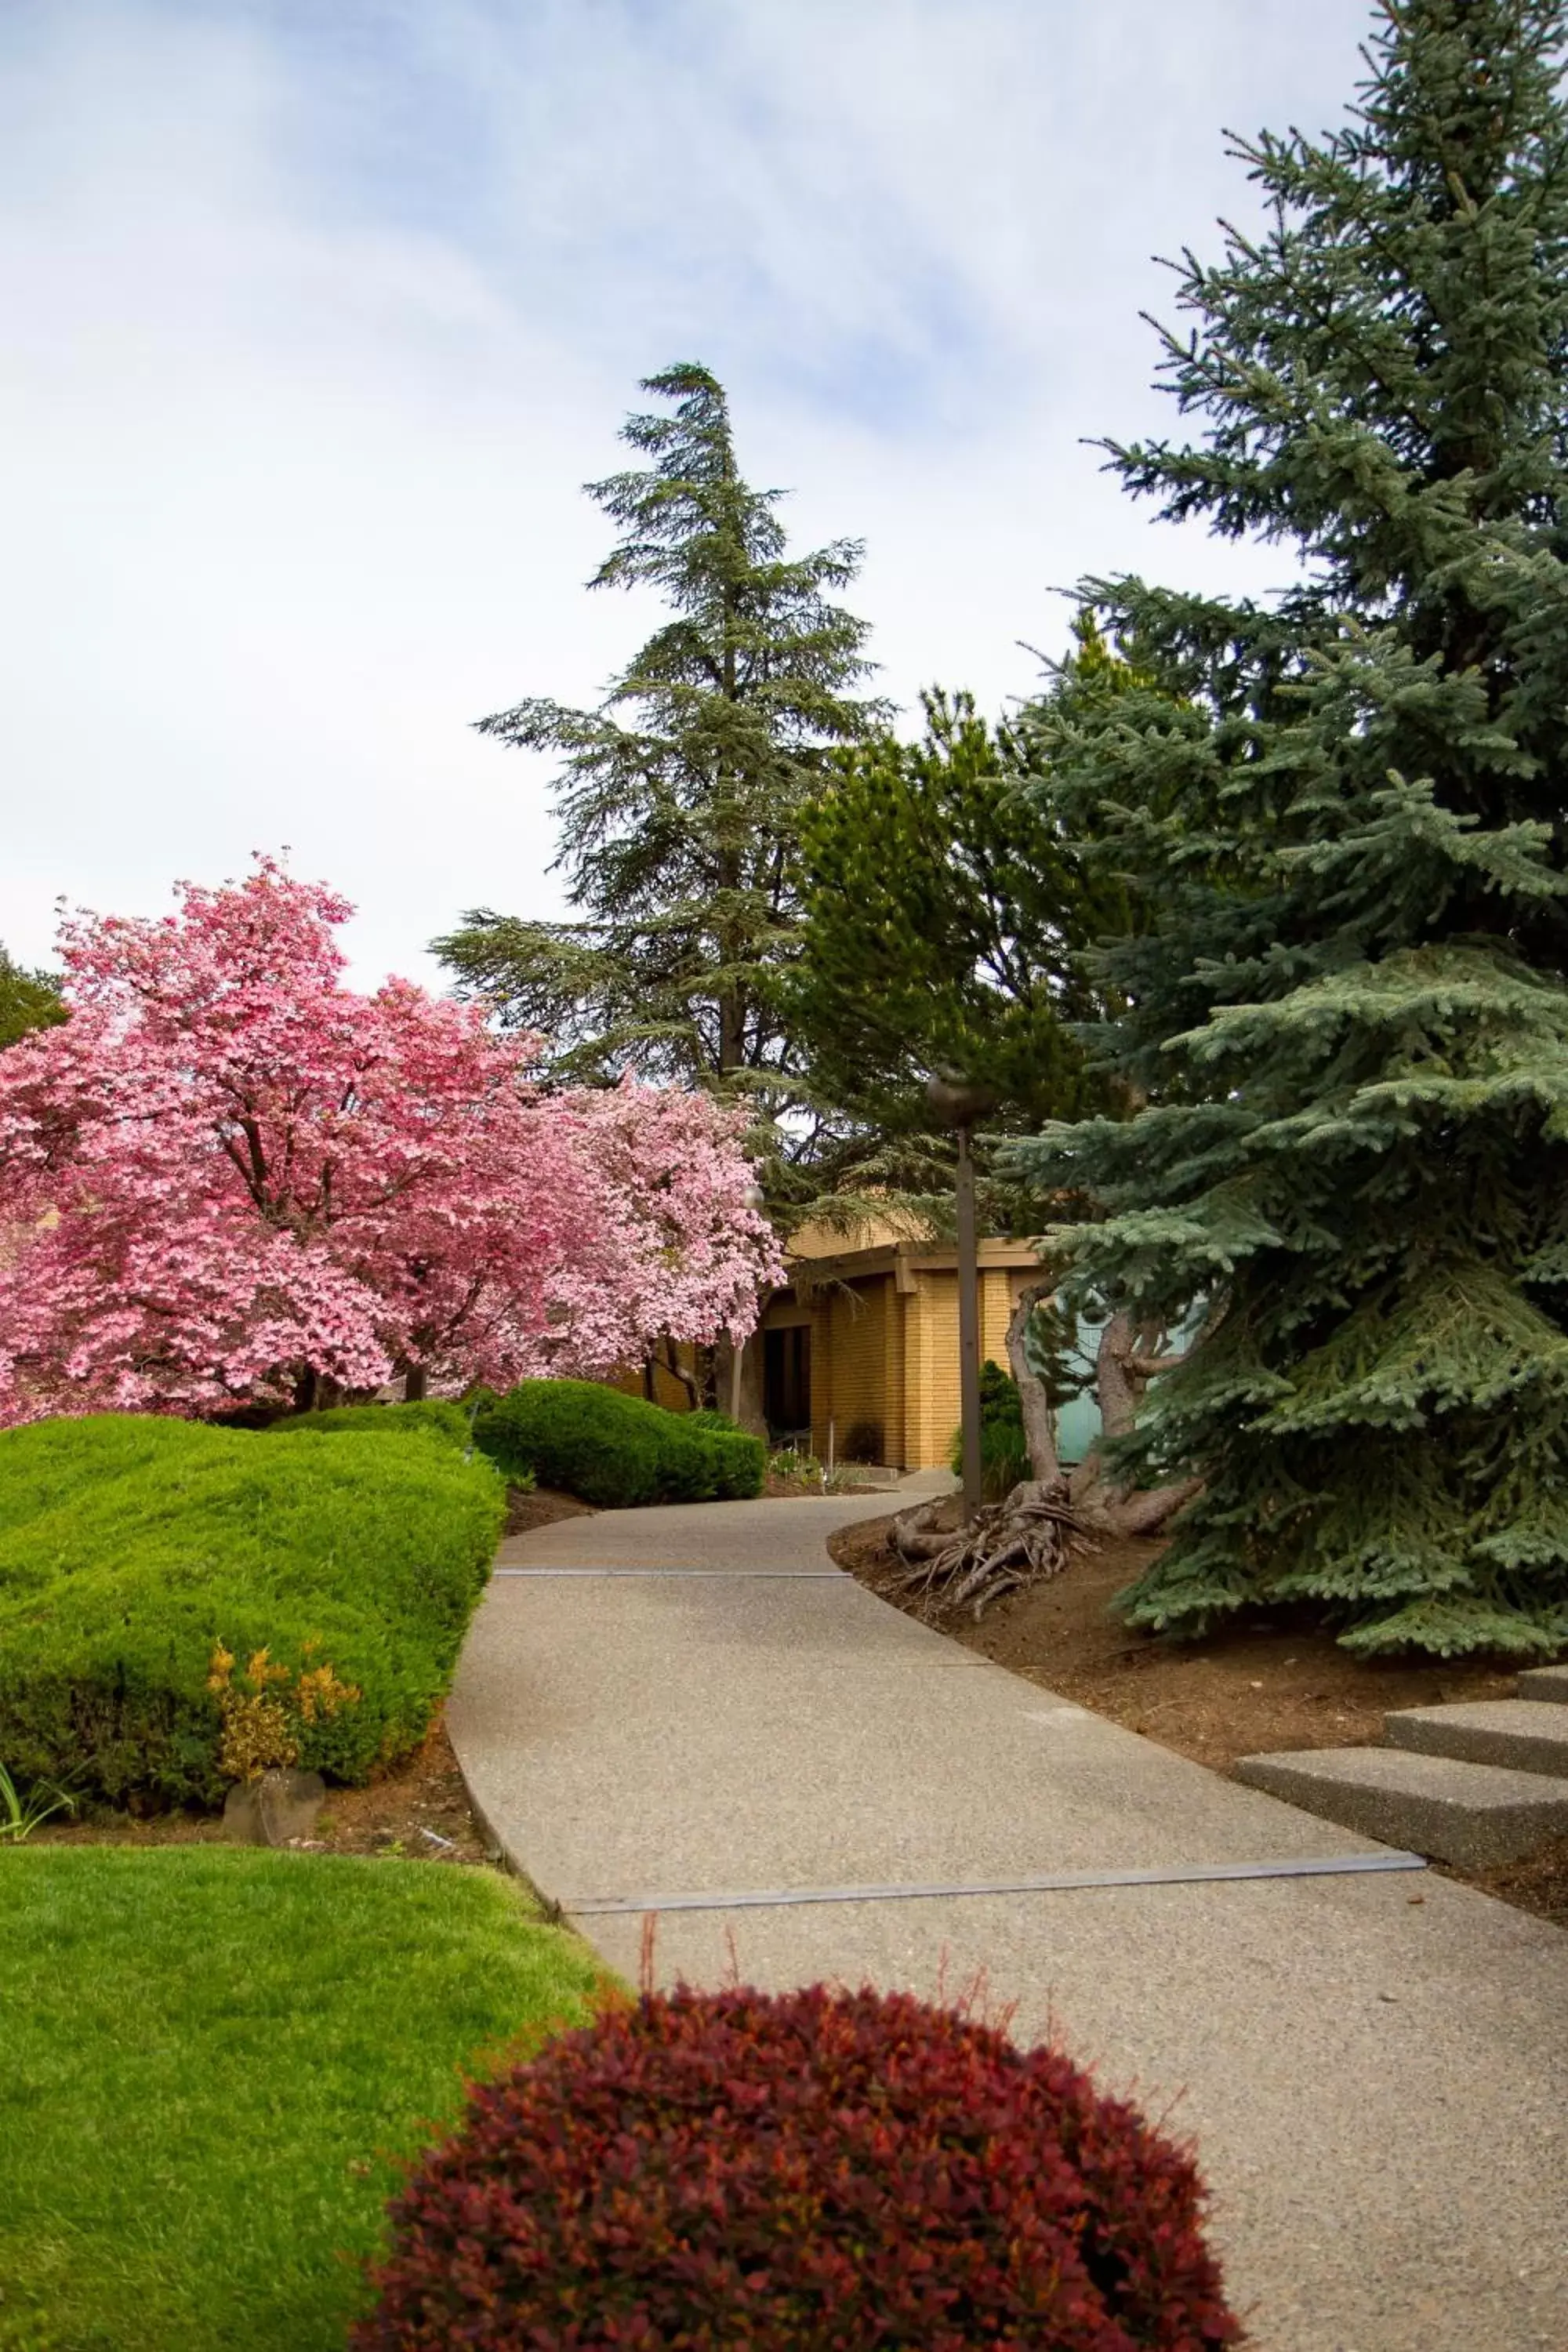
[607,1219,1055,1472]
[760,1234,1048,1471]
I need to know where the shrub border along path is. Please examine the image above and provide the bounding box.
[448,1488,1568,2352]
[0,1410,503,1809]
[473,1378,765,1508]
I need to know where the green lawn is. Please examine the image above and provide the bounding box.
[0,1849,612,2351]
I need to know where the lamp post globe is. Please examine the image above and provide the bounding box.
[925,1074,1000,1131]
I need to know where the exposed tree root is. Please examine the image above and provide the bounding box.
[888,1280,1214,1621]
[889,1472,1203,1623]
[891,1479,1094,1621]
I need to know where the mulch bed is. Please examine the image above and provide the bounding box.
[37,1715,495,1865]
[504,1482,597,1536]
[830,1508,1568,1929]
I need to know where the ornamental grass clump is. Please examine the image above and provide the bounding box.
[354,1980,1239,2351]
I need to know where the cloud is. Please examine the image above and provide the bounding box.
[0,0,1374,987]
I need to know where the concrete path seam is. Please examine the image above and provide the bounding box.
[491,1566,847,1579]
[563,1849,1428,1916]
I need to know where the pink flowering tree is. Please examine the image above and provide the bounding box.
[0,860,781,1423]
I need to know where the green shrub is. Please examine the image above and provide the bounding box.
[948,1359,1033,1500]
[284,1401,536,1494]
[0,1413,505,1809]
[474,1381,764,1508]
[283,1399,476,1450]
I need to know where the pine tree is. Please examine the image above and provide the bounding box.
[789,632,1134,1226]
[1011,0,1568,1656]
[0,949,65,1050]
[434,364,887,1217]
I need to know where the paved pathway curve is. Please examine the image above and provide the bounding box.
[449,1493,1568,2352]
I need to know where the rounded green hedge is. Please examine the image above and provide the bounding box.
[473,1380,764,1508]
[0,1410,504,1809]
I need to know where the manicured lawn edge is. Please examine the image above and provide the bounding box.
[0,1847,617,2351]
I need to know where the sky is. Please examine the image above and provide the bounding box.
[1,0,1377,991]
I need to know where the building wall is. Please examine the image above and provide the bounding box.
[809,1275,888,1465]
[895,1264,1042,1470]
[762,1250,1054,1472]
[606,1346,699,1413]
[903,1272,949,1468]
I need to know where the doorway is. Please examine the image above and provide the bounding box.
[763,1324,811,1443]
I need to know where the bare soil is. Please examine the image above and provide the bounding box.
[830,1508,1568,1929]
[505,1482,597,1535]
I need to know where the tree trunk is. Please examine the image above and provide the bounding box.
[1004,1279,1062,1486]
[657,1335,700,1409]
[1095,1308,1142,1439]
[714,1328,768,1435]
[1069,1310,1153,1503]
[403,1365,428,1403]
[1113,1475,1203,1536]
[891,1294,1209,1617]
[290,1367,343,1413]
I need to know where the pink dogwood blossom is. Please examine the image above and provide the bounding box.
[0,859,780,1421]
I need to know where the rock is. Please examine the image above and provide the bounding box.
[222,1768,327,1846]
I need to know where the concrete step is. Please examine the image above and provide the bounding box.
[1385,1698,1568,1778]
[1516,1664,1568,1704]
[1234,1744,1568,1868]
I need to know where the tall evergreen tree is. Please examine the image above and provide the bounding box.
[435,364,887,1218]
[789,626,1138,1227]
[1012,0,1568,1655]
[794,690,1093,1127]
[0,949,65,1050]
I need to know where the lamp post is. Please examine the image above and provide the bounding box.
[926,1075,999,1525]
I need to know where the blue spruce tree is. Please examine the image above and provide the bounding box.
[1013,0,1568,1655]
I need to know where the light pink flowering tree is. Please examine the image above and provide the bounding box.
[0,860,780,1423]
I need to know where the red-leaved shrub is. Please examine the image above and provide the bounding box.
[354,1980,1240,2350]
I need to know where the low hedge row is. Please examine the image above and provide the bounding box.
[291,1399,477,1450]
[473,1381,765,1508]
[0,1409,504,1809]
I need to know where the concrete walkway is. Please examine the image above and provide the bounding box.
[449,1494,1568,2352]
